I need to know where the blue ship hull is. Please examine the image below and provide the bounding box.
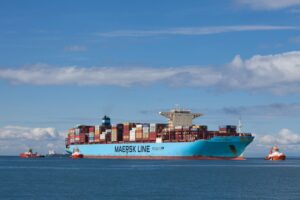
[67,136,254,159]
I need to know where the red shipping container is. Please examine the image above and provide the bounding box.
[175,133,183,140]
[89,126,95,133]
[149,132,157,141]
[123,127,129,133]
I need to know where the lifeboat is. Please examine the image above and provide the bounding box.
[72,147,83,159]
[265,146,286,161]
[19,148,43,158]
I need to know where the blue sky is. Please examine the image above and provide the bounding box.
[1,0,300,156]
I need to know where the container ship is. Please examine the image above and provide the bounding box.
[65,108,254,160]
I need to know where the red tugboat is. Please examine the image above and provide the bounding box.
[71,147,83,159]
[265,146,286,161]
[19,148,44,158]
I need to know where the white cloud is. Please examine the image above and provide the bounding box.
[236,0,300,10]
[64,45,87,52]
[1,51,300,94]
[258,128,300,145]
[0,65,222,87]
[97,25,296,37]
[0,125,66,155]
[226,51,300,94]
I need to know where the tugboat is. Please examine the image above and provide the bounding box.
[265,146,286,161]
[19,148,44,158]
[71,147,83,159]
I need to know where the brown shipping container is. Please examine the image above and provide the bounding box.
[136,131,142,139]
[123,135,129,142]
[95,129,101,135]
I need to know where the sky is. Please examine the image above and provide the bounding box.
[1,0,300,156]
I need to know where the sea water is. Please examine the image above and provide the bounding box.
[0,157,299,200]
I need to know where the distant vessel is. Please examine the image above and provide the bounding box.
[265,146,286,161]
[19,148,44,158]
[46,150,69,158]
[65,108,254,160]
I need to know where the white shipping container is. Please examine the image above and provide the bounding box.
[150,127,156,132]
[106,129,112,133]
[95,126,101,130]
[175,126,183,129]
[100,133,106,140]
[143,127,149,133]
[156,137,162,143]
[136,124,143,128]
[75,128,80,135]
[129,130,136,141]
[75,137,80,141]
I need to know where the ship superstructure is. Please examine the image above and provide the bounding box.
[159,108,202,128]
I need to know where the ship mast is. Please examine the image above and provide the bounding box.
[237,119,243,134]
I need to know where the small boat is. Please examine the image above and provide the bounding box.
[46,150,69,158]
[265,146,286,161]
[19,148,44,158]
[71,147,83,159]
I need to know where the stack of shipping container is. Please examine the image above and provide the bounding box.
[219,125,237,134]
[111,124,123,142]
[65,119,239,146]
